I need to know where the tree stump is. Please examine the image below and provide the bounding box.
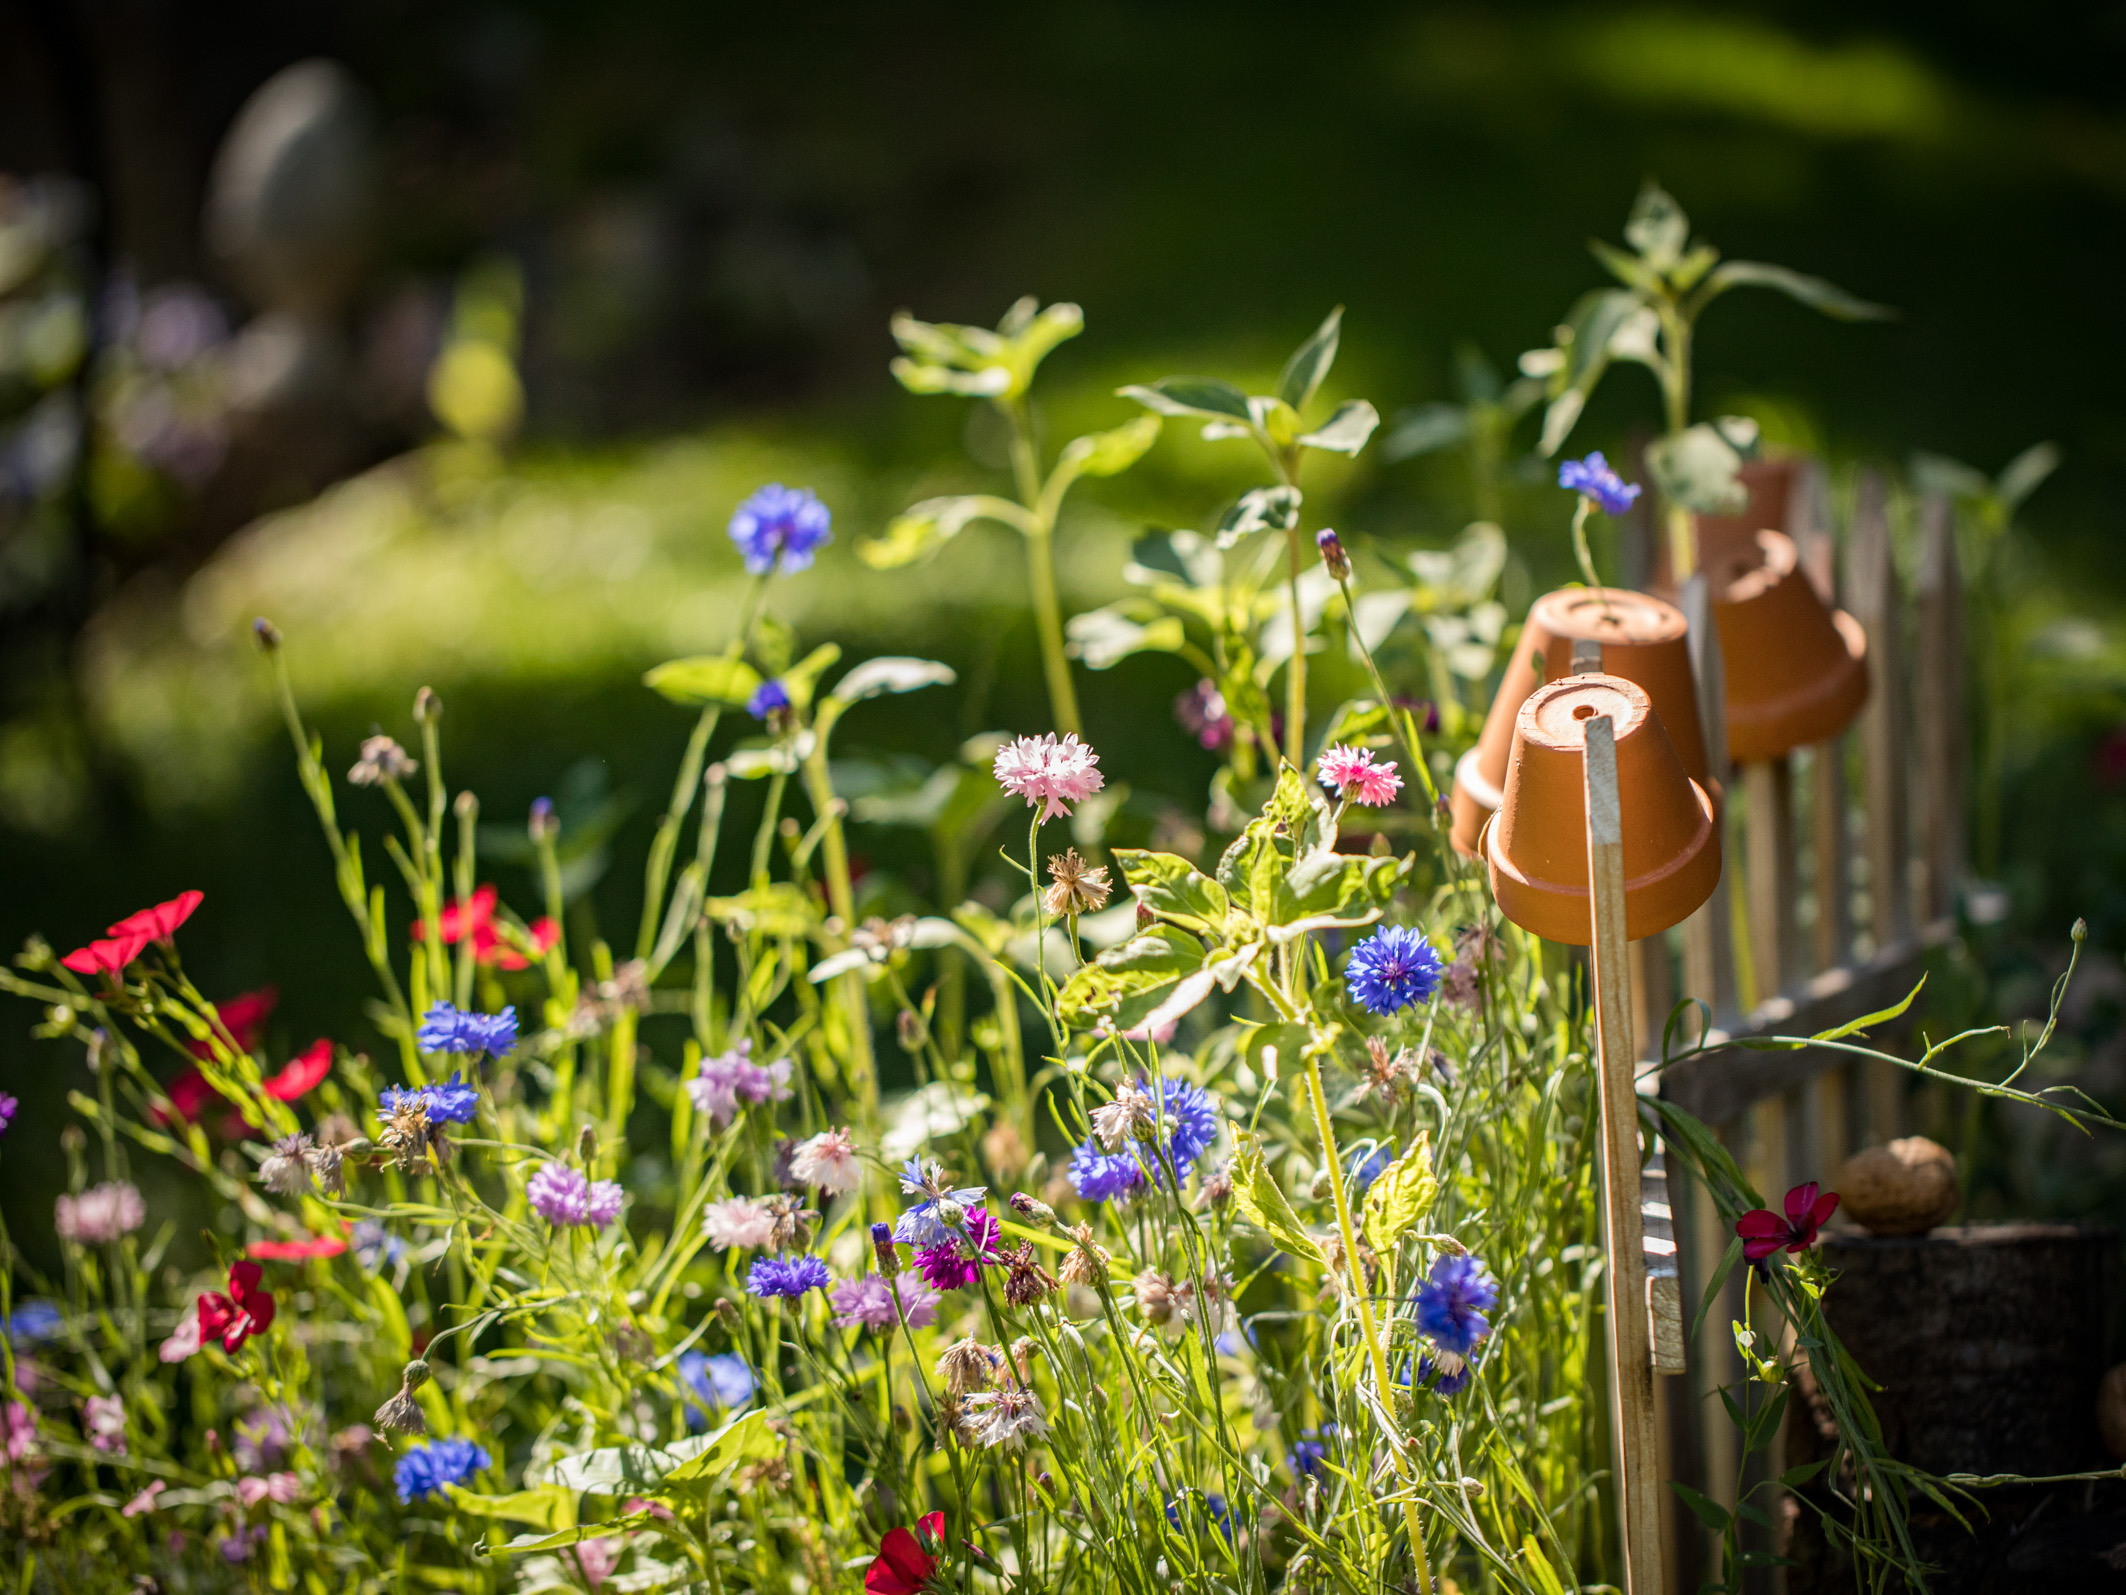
[1785,1224,2121,1592]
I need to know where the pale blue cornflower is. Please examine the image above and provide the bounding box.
[728,484,832,575]
[1558,451,1641,517]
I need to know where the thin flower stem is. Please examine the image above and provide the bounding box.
[1283,524,1307,767]
[1333,574,1441,810]
[1004,398,1083,738]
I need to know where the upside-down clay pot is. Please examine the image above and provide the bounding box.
[1449,589,1711,856]
[1652,455,1798,593]
[1483,674,1720,944]
[1710,529,1868,761]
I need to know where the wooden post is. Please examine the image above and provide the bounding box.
[1847,470,1909,953]
[1915,492,1965,923]
[1584,714,1666,1594]
[1741,758,1797,1008]
[1678,574,1740,1029]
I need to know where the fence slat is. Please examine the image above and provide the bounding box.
[1915,492,1965,922]
[1846,470,1909,953]
[1679,574,1741,1028]
[1742,758,1797,1007]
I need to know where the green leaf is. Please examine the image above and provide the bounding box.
[1064,606,1186,670]
[1809,976,1924,1045]
[1623,179,1690,266]
[1538,288,1644,456]
[1646,423,1750,514]
[659,1409,780,1484]
[1118,376,1254,423]
[1700,260,1894,322]
[859,495,1026,570]
[643,656,762,708]
[1228,1131,1327,1265]
[445,1486,575,1531]
[701,883,818,939]
[1056,415,1161,478]
[829,657,956,704]
[1283,849,1407,925]
[1361,1134,1438,1246]
[1380,403,1471,461]
[781,643,843,711]
[1779,1459,1829,1488]
[1277,307,1343,411]
[1296,399,1379,457]
[1054,926,1206,1027]
[1112,849,1230,934]
[1519,1536,1569,1595]
[1691,1235,1746,1340]
[1216,485,1302,546]
[1996,442,2062,513]
[1669,1480,1732,1533]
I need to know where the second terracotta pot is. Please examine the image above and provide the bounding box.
[1449,588,1710,856]
[1484,674,1720,944]
[1651,455,1798,594]
[1710,529,1868,761]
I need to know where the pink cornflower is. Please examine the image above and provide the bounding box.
[55,1182,145,1246]
[686,1040,792,1129]
[912,1205,1006,1292]
[82,1394,126,1454]
[122,1479,165,1517]
[235,1472,300,1506]
[571,1535,623,1588]
[159,1312,202,1363]
[993,733,1104,822]
[527,1164,625,1229]
[701,1197,777,1252]
[788,1128,862,1195]
[1318,744,1402,807]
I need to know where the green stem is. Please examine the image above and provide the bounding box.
[1283,524,1307,767]
[800,738,878,1131]
[1004,399,1083,737]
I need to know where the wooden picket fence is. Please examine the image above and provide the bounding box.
[1620,460,1968,1591]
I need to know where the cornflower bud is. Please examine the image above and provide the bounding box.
[897,1010,924,1053]
[871,1221,900,1277]
[374,1359,430,1433]
[1315,528,1352,582]
[1008,1192,1058,1230]
[252,617,281,650]
[528,797,558,843]
[577,1124,599,1165]
[413,687,440,724]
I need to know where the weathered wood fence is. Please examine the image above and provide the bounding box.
[1625,459,1968,1590]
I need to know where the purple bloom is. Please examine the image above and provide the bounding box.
[686,1040,792,1129]
[1068,1140,1146,1204]
[1416,1352,1473,1397]
[678,1350,754,1429]
[747,679,790,720]
[729,484,832,575]
[0,1092,16,1136]
[892,1158,986,1246]
[1288,1437,1328,1478]
[378,1073,481,1129]
[393,1436,491,1503]
[828,1274,937,1332]
[416,1004,517,1061]
[1348,1144,1392,1198]
[747,1254,831,1299]
[4,1300,62,1346]
[1558,451,1641,517]
[1345,927,1443,1016]
[526,1163,625,1228]
[911,1206,1005,1291]
[1174,680,1234,753]
[1415,1253,1497,1358]
[1147,1075,1220,1172]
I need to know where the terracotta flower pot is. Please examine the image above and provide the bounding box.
[1650,455,1797,593]
[1449,589,1710,857]
[1484,674,1720,944]
[1710,529,1868,761]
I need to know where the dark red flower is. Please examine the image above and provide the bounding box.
[247,1233,347,1261]
[161,1069,217,1123]
[189,988,281,1059]
[263,1039,333,1101]
[411,886,557,969]
[196,1262,276,1352]
[61,932,151,977]
[108,890,204,943]
[1736,1181,1840,1262]
[865,1511,946,1595]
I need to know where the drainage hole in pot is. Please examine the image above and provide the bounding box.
[1572,705,1596,721]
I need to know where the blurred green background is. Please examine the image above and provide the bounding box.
[3,1,2124,1261]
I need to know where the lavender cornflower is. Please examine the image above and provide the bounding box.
[678,1350,754,1431]
[54,1182,145,1245]
[747,679,790,720]
[0,1092,17,1136]
[828,1275,937,1333]
[913,1207,1005,1292]
[747,1254,831,1299]
[1558,451,1641,517]
[415,1003,517,1060]
[1415,1252,1498,1358]
[393,1437,491,1503]
[526,1163,625,1229]
[1344,926,1443,1016]
[1173,680,1235,752]
[728,483,832,575]
[686,1040,791,1129]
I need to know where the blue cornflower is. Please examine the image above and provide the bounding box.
[1415,1252,1498,1358]
[3,1300,62,1346]
[350,1220,406,1275]
[1067,1139,1146,1204]
[1416,1352,1474,1397]
[747,679,790,720]
[1288,1436,1330,1478]
[1165,1491,1234,1543]
[1348,1142,1393,1198]
[747,1254,831,1299]
[1344,927,1443,1016]
[677,1350,755,1431]
[728,484,832,576]
[1558,451,1641,517]
[1147,1075,1220,1172]
[892,1158,985,1247]
[392,1437,491,1503]
[378,1074,481,1129]
[416,1003,517,1060]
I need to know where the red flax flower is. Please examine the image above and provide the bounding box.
[248,1232,347,1261]
[411,884,559,971]
[196,1262,276,1352]
[61,889,205,977]
[188,988,279,1059]
[1736,1181,1840,1263]
[263,1039,333,1101]
[865,1511,946,1594]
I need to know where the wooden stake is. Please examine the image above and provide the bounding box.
[1584,714,1667,1594]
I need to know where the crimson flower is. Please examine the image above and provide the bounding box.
[160,1070,217,1123]
[108,891,204,942]
[247,1233,347,1261]
[197,1262,276,1352]
[411,884,559,970]
[263,1039,333,1101]
[188,988,280,1059]
[1736,1181,1840,1262]
[61,932,150,977]
[866,1511,946,1595]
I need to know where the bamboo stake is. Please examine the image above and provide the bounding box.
[1584,713,1667,1594]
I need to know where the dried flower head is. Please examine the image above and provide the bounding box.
[1133,1269,1177,1325]
[935,1338,998,1397]
[1058,1223,1111,1287]
[259,1135,315,1196]
[303,1141,346,1197]
[347,735,417,788]
[1043,849,1112,918]
[761,1193,820,1253]
[1002,1242,1059,1307]
[373,1360,430,1434]
[1091,1082,1157,1151]
[961,1383,1049,1450]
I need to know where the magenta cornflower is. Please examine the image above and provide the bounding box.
[993,733,1104,822]
[912,1205,1005,1291]
[1318,744,1402,807]
[526,1164,625,1229]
